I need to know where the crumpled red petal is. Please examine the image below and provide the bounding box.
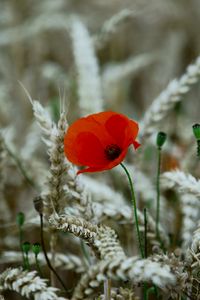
[64,111,140,175]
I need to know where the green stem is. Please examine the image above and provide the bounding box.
[156,149,161,240]
[144,208,148,258]
[120,163,144,258]
[39,213,68,292]
[80,240,91,266]
[35,254,43,277]
[143,209,148,300]
[146,286,158,299]
[25,253,30,270]
[19,226,26,269]
[197,140,200,158]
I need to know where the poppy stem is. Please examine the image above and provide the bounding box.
[120,163,144,258]
[35,253,43,277]
[156,149,161,241]
[144,208,148,259]
[39,213,68,292]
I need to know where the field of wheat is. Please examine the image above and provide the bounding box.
[1,1,200,299]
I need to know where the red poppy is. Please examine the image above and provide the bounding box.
[64,111,140,174]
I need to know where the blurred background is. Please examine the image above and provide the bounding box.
[1,0,200,298]
[1,0,200,129]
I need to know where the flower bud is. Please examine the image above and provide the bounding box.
[16,212,25,227]
[156,132,167,149]
[32,243,41,256]
[22,242,31,254]
[33,196,43,214]
[193,124,200,140]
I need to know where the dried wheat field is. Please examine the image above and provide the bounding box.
[1,0,200,299]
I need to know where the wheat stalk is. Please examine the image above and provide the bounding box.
[0,251,85,273]
[180,194,200,250]
[0,267,67,300]
[140,55,200,139]
[0,132,11,222]
[70,17,103,115]
[161,169,200,197]
[72,256,176,299]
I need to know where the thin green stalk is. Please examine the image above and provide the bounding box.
[143,208,148,300]
[80,240,91,266]
[156,149,161,240]
[35,254,43,276]
[144,208,148,258]
[19,226,26,268]
[146,286,158,299]
[24,253,30,270]
[39,213,68,292]
[120,163,144,258]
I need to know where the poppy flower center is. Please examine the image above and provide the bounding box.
[105,144,122,161]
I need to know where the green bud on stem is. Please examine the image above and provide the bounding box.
[32,243,41,256]
[16,212,25,227]
[22,242,31,254]
[193,123,200,140]
[156,132,167,149]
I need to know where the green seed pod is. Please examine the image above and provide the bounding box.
[22,242,31,254]
[193,124,200,140]
[33,196,43,214]
[156,132,167,149]
[16,212,25,226]
[32,243,41,256]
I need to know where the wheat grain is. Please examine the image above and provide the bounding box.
[70,17,103,115]
[72,256,176,299]
[161,169,200,197]
[0,251,85,273]
[0,267,67,300]
[140,55,200,139]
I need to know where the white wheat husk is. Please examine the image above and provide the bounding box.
[0,251,84,273]
[180,194,200,250]
[186,221,200,267]
[113,164,156,204]
[161,169,200,197]
[21,122,41,160]
[81,175,125,205]
[72,257,176,299]
[140,55,200,139]
[0,267,67,300]
[102,53,156,106]
[102,53,155,89]
[70,17,103,115]
[32,100,92,218]
[81,172,169,246]
[0,13,70,47]
[93,9,138,50]
[0,132,11,221]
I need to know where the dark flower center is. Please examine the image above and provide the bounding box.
[105,144,122,161]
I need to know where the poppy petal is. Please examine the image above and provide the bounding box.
[123,120,139,148]
[64,116,116,153]
[90,111,117,125]
[77,166,103,174]
[77,148,128,174]
[104,114,129,146]
[66,131,108,167]
[64,111,140,174]
[129,120,139,140]
[132,140,141,150]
